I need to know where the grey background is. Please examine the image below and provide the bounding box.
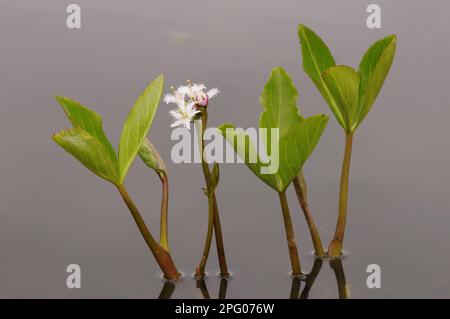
[0,0,449,298]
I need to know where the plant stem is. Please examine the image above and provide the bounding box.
[293,170,325,257]
[211,196,229,276]
[328,133,353,257]
[196,195,214,278]
[158,172,169,251]
[196,113,229,277]
[278,190,302,276]
[117,185,181,280]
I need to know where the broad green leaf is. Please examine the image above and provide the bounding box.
[54,96,117,165]
[218,123,279,190]
[139,138,166,174]
[298,24,345,129]
[219,67,329,192]
[118,74,164,184]
[277,115,329,189]
[219,115,328,192]
[53,128,119,184]
[210,162,220,193]
[259,67,304,136]
[321,65,360,131]
[356,35,396,129]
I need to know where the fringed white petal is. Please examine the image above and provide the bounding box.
[164,94,178,104]
[170,119,184,128]
[207,88,220,99]
[191,83,206,93]
[169,109,181,119]
[177,86,191,95]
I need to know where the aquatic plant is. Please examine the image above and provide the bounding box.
[298,24,397,257]
[52,75,181,280]
[165,81,229,278]
[219,67,328,275]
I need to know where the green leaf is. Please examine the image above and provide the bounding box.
[321,65,360,131]
[219,67,329,192]
[53,128,119,184]
[218,123,279,189]
[259,67,304,135]
[298,24,345,129]
[139,138,166,175]
[356,35,396,129]
[210,162,220,194]
[219,115,328,192]
[277,114,329,187]
[118,74,164,185]
[54,96,117,164]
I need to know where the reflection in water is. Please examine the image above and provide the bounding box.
[329,258,350,299]
[196,278,229,299]
[290,258,323,299]
[157,277,229,299]
[300,258,323,299]
[218,278,228,299]
[158,281,176,299]
[290,258,350,299]
[157,260,348,299]
[196,278,211,299]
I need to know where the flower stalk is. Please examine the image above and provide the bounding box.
[117,184,181,280]
[278,190,302,276]
[328,133,353,257]
[196,112,229,278]
[293,170,325,257]
[165,81,227,278]
[196,188,214,277]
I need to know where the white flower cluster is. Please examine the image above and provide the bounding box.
[164,82,219,129]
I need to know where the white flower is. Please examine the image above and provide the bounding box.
[206,87,219,99]
[165,81,220,128]
[164,89,186,105]
[188,84,220,107]
[170,82,219,107]
[169,101,200,129]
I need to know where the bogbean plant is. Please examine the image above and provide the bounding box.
[52,23,396,279]
[219,67,329,275]
[53,75,181,280]
[298,25,396,257]
[164,82,229,279]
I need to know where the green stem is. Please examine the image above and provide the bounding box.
[158,172,169,251]
[196,195,214,278]
[278,190,302,276]
[211,195,229,277]
[293,171,325,257]
[328,133,353,257]
[196,113,229,277]
[117,185,181,280]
